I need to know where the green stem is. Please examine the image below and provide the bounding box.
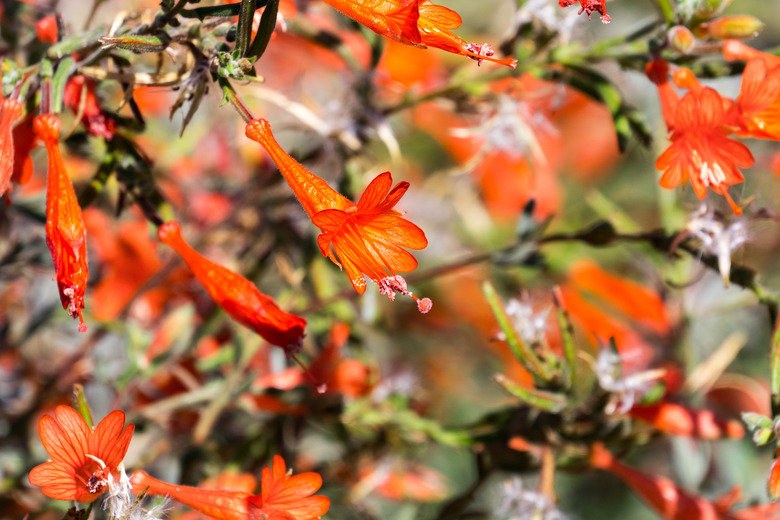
[219,77,255,123]
[652,0,675,24]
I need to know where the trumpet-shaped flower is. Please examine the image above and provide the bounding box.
[0,95,23,198]
[590,443,722,519]
[656,88,752,214]
[34,114,90,331]
[248,455,331,520]
[245,119,431,311]
[130,455,329,520]
[729,58,780,140]
[63,76,115,139]
[29,406,134,503]
[647,66,752,215]
[321,0,517,67]
[157,221,306,354]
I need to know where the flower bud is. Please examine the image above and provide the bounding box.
[695,15,764,40]
[691,0,732,19]
[35,16,58,43]
[667,26,695,54]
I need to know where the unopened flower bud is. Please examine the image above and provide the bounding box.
[695,15,764,40]
[691,0,732,19]
[668,26,696,53]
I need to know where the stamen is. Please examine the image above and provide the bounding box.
[463,42,495,66]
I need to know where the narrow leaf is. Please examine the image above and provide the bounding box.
[553,287,577,387]
[236,0,256,57]
[247,0,279,59]
[482,281,550,380]
[51,56,75,114]
[73,384,94,428]
[495,375,567,413]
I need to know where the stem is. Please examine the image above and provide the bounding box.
[652,0,675,24]
[220,78,255,123]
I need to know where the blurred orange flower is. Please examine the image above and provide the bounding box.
[11,113,37,193]
[729,58,780,140]
[34,114,90,332]
[29,406,134,503]
[0,95,23,198]
[63,76,115,139]
[35,15,58,43]
[629,401,744,440]
[246,119,430,309]
[321,0,517,67]
[157,221,307,353]
[589,443,725,520]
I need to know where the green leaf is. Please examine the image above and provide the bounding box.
[554,290,577,387]
[237,0,256,58]
[482,281,550,380]
[51,56,75,114]
[742,412,774,431]
[247,0,279,59]
[73,384,94,429]
[772,318,780,414]
[495,374,567,413]
[753,427,775,447]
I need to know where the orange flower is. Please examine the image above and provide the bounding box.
[721,40,780,140]
[248,455,330,520]
[321,0,517,68]
[35,15,58,43]
[728,58,780,140]
[63,76,115,139]
[157,221,306,354]
[0,95,23,199]
[130,470,251,520]
[558,0,610,23]
[11,113,37,191]
[34,114,90,332]
[245,119,431,311]
[769,451,780,501]
[589,443,723,520]
[29,406,134,503]
[130,456,329,520]
[629,401,744,440]
[652,83,752,214]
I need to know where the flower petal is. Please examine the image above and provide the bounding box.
[39,407,89,467]
[29,461,82,501]
[357,172,393,211]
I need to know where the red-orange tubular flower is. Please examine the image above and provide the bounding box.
[559,0,610,23]
[157,221,307,354]
[130,455,330,520]
[590,443,723,520]
[321,0,517,68]
[0,94,23,198]
[29,406,134,503]
[648,62,752,214]
[248,455,331,520]
[34,114,90,331]
[245,119,432,312]
[63,76,115,139]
